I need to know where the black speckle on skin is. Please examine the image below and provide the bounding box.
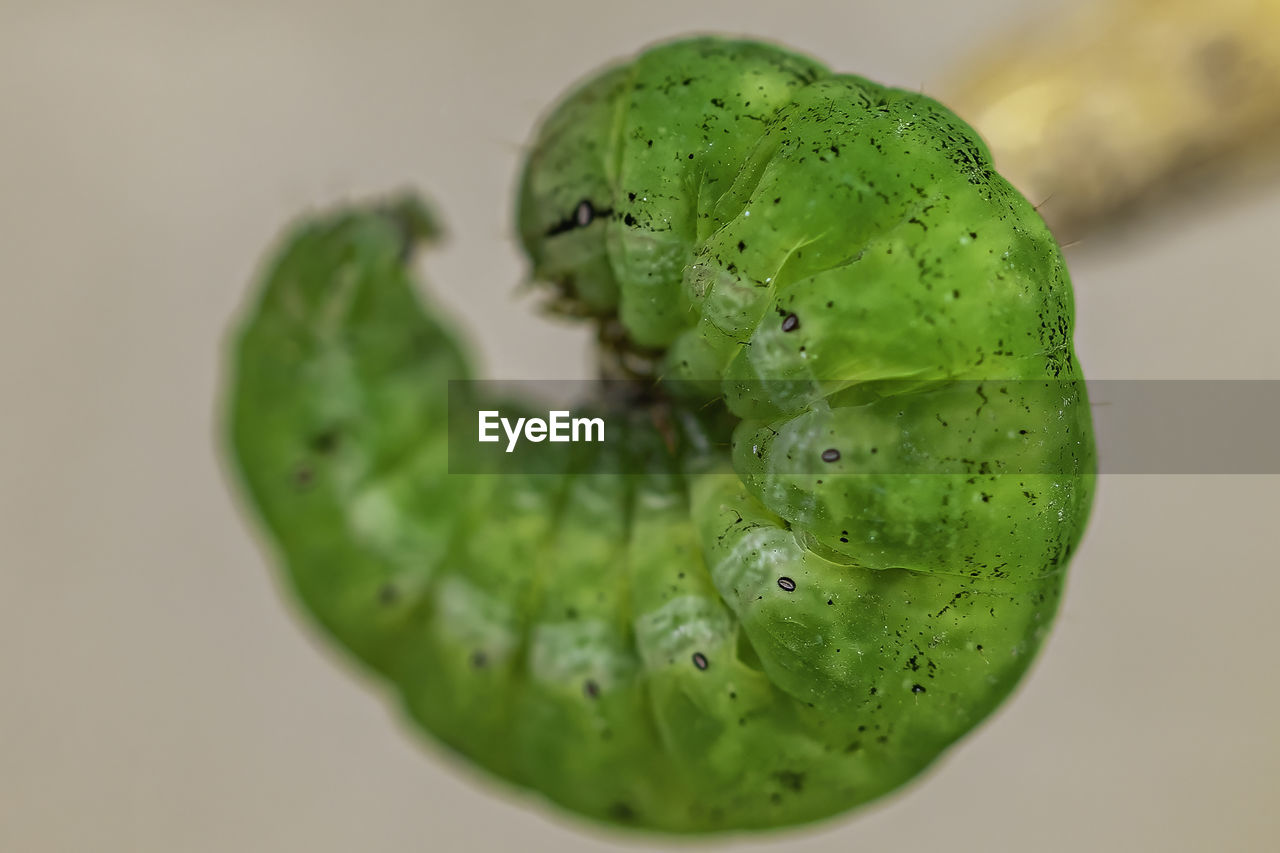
[608,802,637,822]
[545,200,612,237]
[777,576,796,592]
[377,583,398,605]
[584,680,600,699]
[781,313,800,332]
[911,684,926,694]
[309,429,340,454]
[821,448,841,463]
[293,465,314,487]
[773,770,805,792]
[692,652,709,670]
[471,651,488,668]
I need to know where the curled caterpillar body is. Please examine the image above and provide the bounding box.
[227,37,1094,834]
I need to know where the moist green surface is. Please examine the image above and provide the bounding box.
[227,37,1095,833]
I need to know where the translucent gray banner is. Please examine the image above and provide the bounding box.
[445,380,1280,474]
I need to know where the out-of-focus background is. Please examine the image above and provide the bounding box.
[3,1,1278,851]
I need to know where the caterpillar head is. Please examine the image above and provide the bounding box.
[517,38,829,352]
[517,64,629,317]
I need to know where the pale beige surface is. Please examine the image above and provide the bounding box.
[2,2,1278,851]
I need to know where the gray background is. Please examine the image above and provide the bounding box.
[3,1,1278,851]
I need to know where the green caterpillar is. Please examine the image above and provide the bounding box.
[225,36,1095,834]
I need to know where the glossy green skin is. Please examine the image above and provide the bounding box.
[228,37,1094,834]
